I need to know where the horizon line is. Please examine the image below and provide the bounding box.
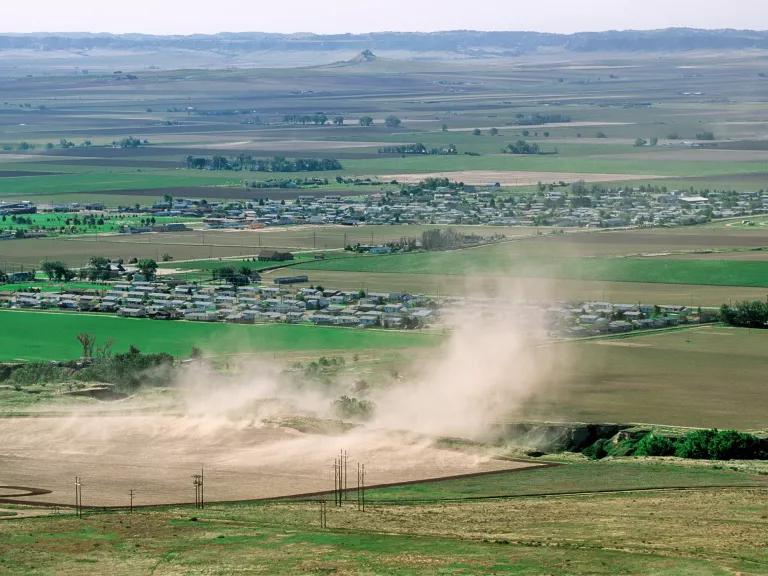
[1,26,768,37]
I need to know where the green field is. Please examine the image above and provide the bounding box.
[365,460,764,502]
[0,212,200,237]
[1,461,765,575]
[296,247,768,287]
[0,310,440,361]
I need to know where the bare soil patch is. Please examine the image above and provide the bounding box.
[0,416,532,506]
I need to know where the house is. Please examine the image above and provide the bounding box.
[117,307,146,318]
[7,271,35,283]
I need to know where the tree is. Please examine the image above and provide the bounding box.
[472,128,482,136]
[384,115,402,128]
[332,116,344,126]
[441,124,448,132]
[136,259,158,280]
[77,333,96,360]
[41,260,74,281]
[358,116,374,127]
[489,127,499,136]
[212,266,236,283]
[634,138,647,147]
[85,256,111,281]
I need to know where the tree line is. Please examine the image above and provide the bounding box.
[377,143,457,155]
[720,300,768,328]
[185,155,342,172]
[585,428,767,461]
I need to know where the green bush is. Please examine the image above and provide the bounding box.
[634,433,676,456]
[582,438,610,460]
[582,429,765,461]
[675,429,764,460]
[708,430,762,460]
[4,363,73,386]
[332,395,375,421]
[720,300,768,328]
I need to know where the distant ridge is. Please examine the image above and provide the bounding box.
[2,28,768,54]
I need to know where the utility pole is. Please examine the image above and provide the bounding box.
[343,450,348,501]
[74,476,83,518]
[333,459,338,507]
[129,489,135,514]
[319,500,327,528]
[361,464,366,512]
[192,473,204,509]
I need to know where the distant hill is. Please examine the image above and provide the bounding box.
[3,28,768,55]
[349,49,378,63]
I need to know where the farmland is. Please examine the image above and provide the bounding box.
[297,250,768,287]
[0,464,766,575]
[2,31,768,576]
[0,310,440,361]
[1,312,765,429]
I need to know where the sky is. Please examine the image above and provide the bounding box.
[3,0,767,35]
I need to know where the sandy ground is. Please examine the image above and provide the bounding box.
[381,170,660,186]
[0,416,532,507]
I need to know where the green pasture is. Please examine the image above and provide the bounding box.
[295,247,768,287]
[0,212,200,236]
[0,310,440,361]
[365,460,762,502]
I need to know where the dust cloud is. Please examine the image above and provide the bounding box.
[175,276,567,443]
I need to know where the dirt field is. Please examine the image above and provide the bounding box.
[381,170,661,186]
[0,416,531,507]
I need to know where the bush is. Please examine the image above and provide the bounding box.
[708,430,762,460]
[720,301,768,328]
[675,429,764,460]
[332,395,375,421]
[675,429,717,459]
[634,433,676,456]
[582,438,610,460]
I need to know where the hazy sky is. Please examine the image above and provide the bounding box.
[3,0,767,35]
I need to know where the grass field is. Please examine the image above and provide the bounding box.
[0,212,200,237]
[528,325,768,428]
[364,460,764,501]
[0,461,765,575]
[0,310,440,361]
[296,248,768,287]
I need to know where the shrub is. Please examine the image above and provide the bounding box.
[708,430,762,460]
[582,438,610,460]
[675,429,717,459]
[332,395,375,421]
[674,429,764,460]
[634,433,676,456]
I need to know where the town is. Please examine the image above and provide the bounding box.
[1,268,709,337]
[2,180,767,239]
